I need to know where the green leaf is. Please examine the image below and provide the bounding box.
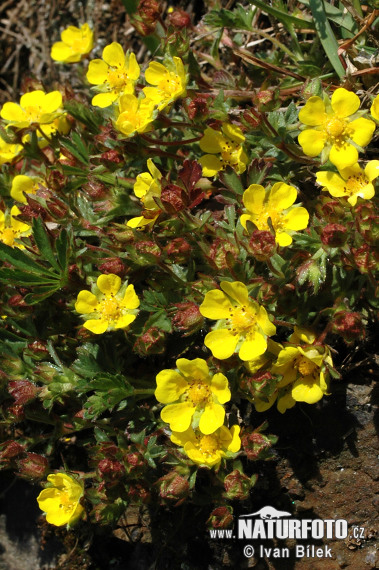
[309,0,345,78]
[56,228,70,272]
[83,373,134,419]
[63,100,103,133]
[32,217,61,272]
[0,241,55,275]
[298,0,358,33]
[247,0,315,29]
[60,133,89,165]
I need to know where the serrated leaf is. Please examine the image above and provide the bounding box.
[60,134,89,165]
[0,241,54,275]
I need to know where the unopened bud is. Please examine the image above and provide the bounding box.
[98,458,125,482]
[9,380,38,405]
[133,327,166,356]
[207,506,233,529]
[17,452,49,480]
[224,469,252,500]
[321,223,348,247]
[168,9,191,29]
[161,184,187,213]
[187,96,209,121]
[332,311,365,343]
[157,471,189,505]
[100,149,123,164]
[0,440,25,461]
[351,244,379,274]
[164,238,191,262]
[247,230,276,260]
[171,302,204,335]
[241,427,277,461]
[98,257,125,276]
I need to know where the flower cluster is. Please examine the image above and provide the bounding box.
[155,358,240,467]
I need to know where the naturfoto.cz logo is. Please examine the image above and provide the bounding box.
[209,506,350,560]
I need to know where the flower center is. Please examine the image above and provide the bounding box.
[25,105,42,123]
[324,116,352,145]
[158,73,181,97]
[107,69,129,91]
[296,356,317,377]
[198,434,219,457]
[187,381,211,406]
[98,297,121,321]
[227,305,256,334]
[1,228,16,246]
[345,174,368,196]
[58,494,76,513]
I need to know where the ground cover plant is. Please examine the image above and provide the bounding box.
[0,0,378,568]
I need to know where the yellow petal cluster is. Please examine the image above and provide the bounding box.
[316,161,379,207]
[75,273,140,334]
[1,90,63,129]
[0,206,32,248]
[253,328,332,414]
[143,57,187,111]
[37,473,84,527]
[199,122,248,177]
[200,281,276,361]
[155,358,231,435]
[298,88,375,170]
[171,425,241,467]
[0,134,22,165]
[240,182,309,246]
[11,174,42,203]
[51,23,94,63]
[127,159,163,228]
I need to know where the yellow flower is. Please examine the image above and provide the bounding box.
[371,94,379,121]
[0,134,22,165]
[240,182,309,246]
[86,43,140,108]
[143,57,187,111]
[37,473,84,527]
[75,273,140,334]
[114,94,156,137]
[51,23,94,63]
[11,174,41,203]
[171,425,241,467]
[127,159,162,228]
[273,327,332,407]
[298,88,375,170]
[316,161,379,206]
[1,90,63,129]
[199,281,276,361]
[155,358,231,435]
[199,122,248,177]
[0,206,32,248]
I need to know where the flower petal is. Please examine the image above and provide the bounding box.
[200,289,233,319]
[83,319,108,334]
[155,369,188,403]
[349,117,375,148]
[298,96,326,126]
[160,402,195,432]
[277,391,296,413]
[315,171,346,196]
[226,425,241,452]
[199,403,225,434]
[86,59,109,84]
[91,92,118,108]
[220,281,250,306]
[97,274,121,296]
[257,306,276,336]
[199,154,223,177]
[239,332,267,360]
[102,42,125,67]
[0,102,27,123]
[291,377,323,404]
[121,284,140,309]
[42,92,62,113]
[176,358,209,381]
[329,142,357,170]
[242,184,265,214]
[298,129,326,157]
[222,122,245,143]
[204,329,239,359]
[282,207,309,231]
[371,95,379,121]
[145,61,168,85]
[75,290,98,314]
[331,88,360,118]
[199,127,225,154]
[114,313,136,329]
[364,160,379,182]
[210,373,231,404]
[269,182,297,211]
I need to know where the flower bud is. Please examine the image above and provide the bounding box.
[133,327,166,356]
[243,108,261,128]
[135,240,161,259]
[157,470,189,506]
[161,184,187,213]
[98,257,125,276]
[332,311,365,343]
[207,506,233,529]
[321,223,348,247]
[46,169,66,191]
[239,371,274,401]
[8,380,38,405]
[0,440,25,461]
[24,340,49,361]
[208,238,239,270]
[100,149,123,164]
[297,258,325,292]
[351,245,379,274]
[17,452,49,480]
[9,294,27,307]
[171,302,204,335]
[223,469,252,500]
[128,483,151,504]
[164,238,191,262]
[247,230,276,260]
[98,458,125,482]
[187,96,209,121]
[138,0,161,23]
[241,426,277,461]
[83,180,108,200]
[168,9,191,29]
